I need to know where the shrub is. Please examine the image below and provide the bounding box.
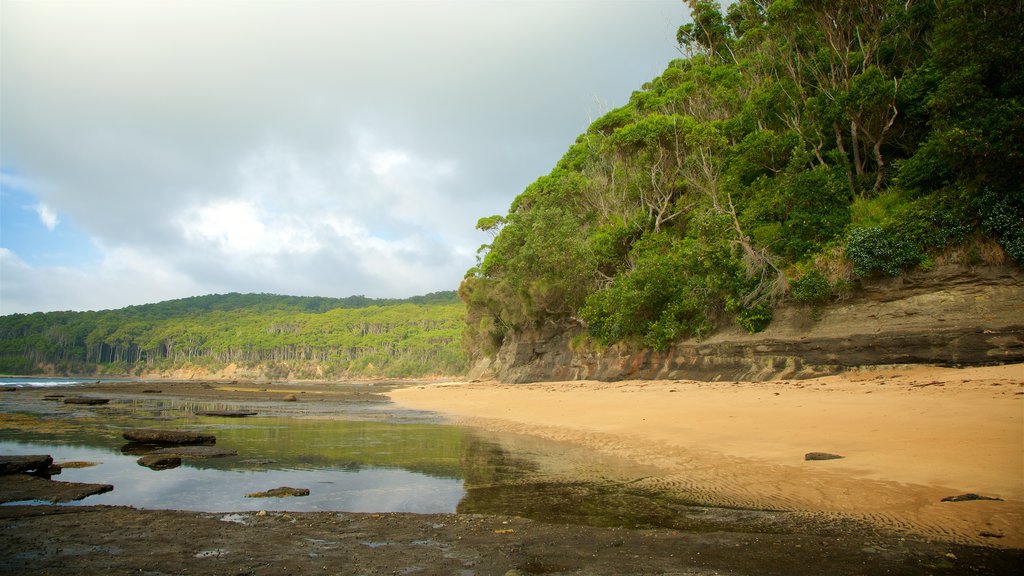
[844,226,922,277]
[790,269,832,304]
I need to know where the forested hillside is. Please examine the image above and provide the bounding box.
[462,0,1023,362]
[0,292,466,378]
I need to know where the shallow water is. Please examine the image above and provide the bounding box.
[0,380,731,529]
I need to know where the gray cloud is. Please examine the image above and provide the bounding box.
[0,0,685,313]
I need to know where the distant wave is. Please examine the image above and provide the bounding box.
[0,377,95,389]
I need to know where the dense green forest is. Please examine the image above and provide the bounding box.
[0,292,466,378]
[462,0,1023,358]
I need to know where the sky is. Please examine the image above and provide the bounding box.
[0,0,687,314]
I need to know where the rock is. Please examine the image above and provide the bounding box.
[147,446,237,459]
[195,410,258,418]
[941,493,1004,502]
[805,452,844,461]
[470,265,1024,383]
[42,395,65,401]
[0,455,54,475]
[0,474,112,503]
[63,397,110,405]
[0,387,17,392]
[123,428,216,445]
[137,454,182,470]
[246,486,310,498]
[282,394,298,402]
[55,461,99,469]
[142,389,163,394]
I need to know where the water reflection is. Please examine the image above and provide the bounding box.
[1,393,750,530]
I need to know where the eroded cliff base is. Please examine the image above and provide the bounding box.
[471,265,1024,383]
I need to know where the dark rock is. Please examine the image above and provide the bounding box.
[805,452,844,461]
[469,265,1024,383]
[0,387,17,392]
[137,454,181,470]
[123,428,216,445]
[142,389,163,394]
[196,410,258,418]
[147,446,237,459]
[42,395,65,401]
[0,455,53,475]
[941,493,1004,502]
[246,486,310,498]
[0,474,113,503]
[63,397,110,405]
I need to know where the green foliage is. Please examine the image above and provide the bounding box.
[790,270,832,304]
[732,301,773,334]
[977,187,1024,264]
[845,227,921,277]
[461,0,1022,359]
[0,293,467,378]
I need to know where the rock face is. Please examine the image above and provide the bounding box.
[123,429,216,445]
[0,455,54,475]
[470,265,1024,383]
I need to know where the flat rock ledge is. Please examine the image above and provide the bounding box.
[123,429,216,445]
[246,486,310,498]
[941,493,1004,503]
[147,446,237,459]
[0,455,54,476]
[63,397,110,405]
[137,454,182,470]
[195,410,258,418]
[804,452,844,461]
[0,474,113,503]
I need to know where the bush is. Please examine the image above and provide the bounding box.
[977,187,1024,264]
[790,269,832,303]
[734,302,773,333]
[844,226,922,277]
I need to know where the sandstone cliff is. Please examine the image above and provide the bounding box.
[469,265,1024,383]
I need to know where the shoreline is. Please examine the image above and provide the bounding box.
[388,364,1024,548]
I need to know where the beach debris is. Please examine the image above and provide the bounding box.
[196,409,258,418]
[142,389,163,394]
[137,454,182,470]
[804,452,844,461]
[282,394,298,402]
[63,397,110,405]
[941,493,1003,502]
[0,454,53,475]
[147,446,237,459]
[123,428,216,445]
[246,486,310,498]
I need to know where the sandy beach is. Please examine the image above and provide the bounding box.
[389,364,1024,548]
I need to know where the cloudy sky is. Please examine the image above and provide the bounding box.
[0,0,686,314]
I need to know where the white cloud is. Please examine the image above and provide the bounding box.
[0,0,687,312]
[34,203,59,231]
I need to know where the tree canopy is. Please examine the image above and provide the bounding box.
[463,0,1023,358]
[0,292,466,378]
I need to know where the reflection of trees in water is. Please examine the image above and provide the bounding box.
[456,435,780,532]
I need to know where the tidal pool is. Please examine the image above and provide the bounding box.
[0,383,737,531]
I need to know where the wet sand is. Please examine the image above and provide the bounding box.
[1,371,1023,574]
[388,364,1024,548]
